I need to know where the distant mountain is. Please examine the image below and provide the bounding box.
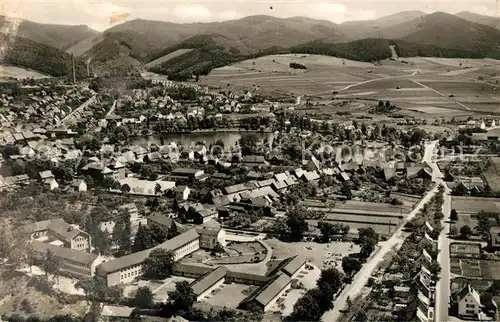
[339,11,426,39]
[456,11,500,30]
[0,16,99,50]
[0,34,84,77]
[75,15,345,74]
[401,12,500,55]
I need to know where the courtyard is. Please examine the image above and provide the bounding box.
[265,238,360,269]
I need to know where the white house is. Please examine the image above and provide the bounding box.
[70,179,87,192]
[455,284,482,318]
[44,178,59,190]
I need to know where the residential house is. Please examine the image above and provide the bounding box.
[305,156,321,171]
[241,155,269,168]
[454,284,483,318]
[46,220,91,252]
[175,185,191,201]
[195,219,226,249]
[489,226,500,248]
[43,178,59,190]
[70,179,87,192]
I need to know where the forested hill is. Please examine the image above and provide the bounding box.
[0,34,85,77]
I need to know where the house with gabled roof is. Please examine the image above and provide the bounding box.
[454,284,482,318]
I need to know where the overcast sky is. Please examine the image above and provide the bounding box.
[1,0,499,31]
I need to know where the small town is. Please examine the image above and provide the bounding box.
[1,3,500,322]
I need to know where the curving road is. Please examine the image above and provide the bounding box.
[321,141,442,321]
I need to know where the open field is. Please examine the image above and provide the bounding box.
[202,55,500,115]
[145,49,193,68]
[0,65,49,79]
[451,197,500,214]
[450,258,500,280]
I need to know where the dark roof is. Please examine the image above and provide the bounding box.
[47,220,87,241]
[19,218,64,234]
[31,240,97,265]
[147,215,173,228]
[254,273,291,306]
[280,255,307,277]
[190,266,228,296]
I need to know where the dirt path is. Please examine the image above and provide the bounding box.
[411,79,471,111]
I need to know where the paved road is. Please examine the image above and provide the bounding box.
[321,141,442,321]
[435,184,452,322]
[423,140,444,181]
[322,184,440,321]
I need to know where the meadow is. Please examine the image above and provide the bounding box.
[202,54,500,116]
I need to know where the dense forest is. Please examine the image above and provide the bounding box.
[148,36,496,80]
[0,34,86,77]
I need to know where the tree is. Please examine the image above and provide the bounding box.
[131,286,154,309]
[450,209,458,221]
[318,222,336,242]
[358,227,379,260]
[143,249,174,280]
[42,250,60,279]
[168,281,197,311]
[239,133,259,154]
[112,209,131,252]
[449,225,458,236]
[476,211,492,240]
[317,267,344,297]
[286,209,309,242]
[342,256,362,279]
[460,225,473,239]
[291,289,322,321]
[270,217,288,239]
[121,184,131,194]
[93,229,111,255]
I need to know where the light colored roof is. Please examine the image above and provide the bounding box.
[31,240,97,265]
[190,266,227,296]
[101,305,134,317]
[98,229,200,273]
[255,273,291,306]
[39,170,54,179]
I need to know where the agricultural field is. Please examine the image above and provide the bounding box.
[202,55,500,116]
[0,65,49,79]
[450,258,500,280]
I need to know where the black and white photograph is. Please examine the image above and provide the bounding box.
[0,1,498,321]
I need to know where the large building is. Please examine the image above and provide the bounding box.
[19,218,91,252]
[96,220,229,286]
[31,240,105,278]
[97,228,201,286]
